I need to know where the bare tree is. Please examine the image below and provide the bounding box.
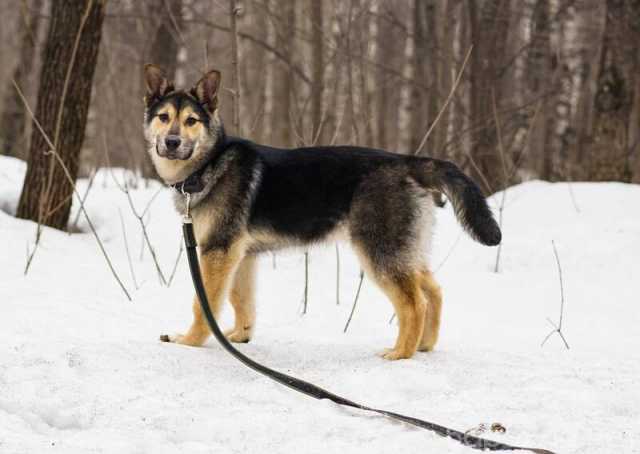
[0,0,42,157]
[585,0,639,182]
[468,0,512,193]
[310,0,324,142]
[16,0,106,229]
[147,0,183,81]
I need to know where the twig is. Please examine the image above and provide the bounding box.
[48,148,133,301]
[541,240,570,349]
[492,90,508,273]
[335,243,341,305]
[343,270,365,333]
[69,167,97,232]
[23,224,42,275]
[103,138,167,285]
[118,207,139,290]
[566,179,580,213]
[302,251,309,314]
[141,185,163,218]
[12,80,131,301]
[434,231,463,273]
[167,237,184,287]
[139,212,147,261]
[123,187,168,286]
[414,45,473,156]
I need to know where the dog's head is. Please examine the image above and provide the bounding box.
[143,64,223,184]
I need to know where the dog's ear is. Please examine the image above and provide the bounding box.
[144,64,173,105]
[191,70,221,113]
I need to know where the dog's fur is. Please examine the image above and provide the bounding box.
[144,64,501,360]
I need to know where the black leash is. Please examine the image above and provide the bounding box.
[180,195,555,454]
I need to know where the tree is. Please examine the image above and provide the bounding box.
[147,0,183,82]
[0,0,42,157]
[527,0,554,180]
[16,0,106,230]
[586,0,639,182]
[468,0,511,193]
[310,0,324,142]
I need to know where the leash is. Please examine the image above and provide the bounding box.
[179,193,555,453]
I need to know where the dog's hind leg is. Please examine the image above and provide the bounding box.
[354,247,427,360]
[417,269,442,352]
[375,270,427,360]
[160,244,245,346]
[224,254,257,343]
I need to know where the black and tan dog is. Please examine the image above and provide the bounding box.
[144,64,501,360]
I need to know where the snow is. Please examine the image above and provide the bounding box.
[1,154,639,454]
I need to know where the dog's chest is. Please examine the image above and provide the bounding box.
[191,204,224,246]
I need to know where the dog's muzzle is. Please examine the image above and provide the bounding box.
[156,137,193,160]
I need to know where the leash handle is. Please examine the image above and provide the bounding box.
[179,213,554,453]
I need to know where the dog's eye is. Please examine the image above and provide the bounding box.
[185,117,198,127]
[158,113,170,123]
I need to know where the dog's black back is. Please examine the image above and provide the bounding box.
[248,140,402,243]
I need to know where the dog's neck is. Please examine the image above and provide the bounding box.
[169,163,210,194]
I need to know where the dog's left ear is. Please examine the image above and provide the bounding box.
[191,70,221,113]
[144,64,174,105]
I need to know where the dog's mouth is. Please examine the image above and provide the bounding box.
[156,143,194,161]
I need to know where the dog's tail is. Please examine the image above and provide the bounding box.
[411,158,502,246]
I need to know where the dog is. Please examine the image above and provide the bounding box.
[143,64,501,360]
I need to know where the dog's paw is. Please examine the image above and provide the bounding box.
[224,328,251,343]
[159,333,184,343]
[379,348,412,361]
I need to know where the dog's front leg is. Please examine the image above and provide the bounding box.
[225,254,257,343]
[161,245,245,346]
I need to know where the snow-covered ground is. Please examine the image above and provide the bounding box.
[1,155,638,454]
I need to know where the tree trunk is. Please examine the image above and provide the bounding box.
[310,0,324,143]
[272,0,295,147]
[397,4,415,153]
[147,0,182,82]
[527,0,554,180]
[468,0,511,193]
[409,0,427,153]
[0,0,43,157]
[372,3,392,149]
[229,0,242,136]
[16,0,105,230]
[586,0,639,182]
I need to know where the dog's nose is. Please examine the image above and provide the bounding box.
[165,136,181,151]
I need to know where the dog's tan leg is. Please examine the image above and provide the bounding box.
[224,254,257,343]
[375,271,427,360]
[417,269,443,352]
[161,245,245,346]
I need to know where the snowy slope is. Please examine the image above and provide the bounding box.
[1,155,639,454]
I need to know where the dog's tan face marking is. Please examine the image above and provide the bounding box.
[179,105,206,144]
[148,104,177,137]
[148,104,205,146]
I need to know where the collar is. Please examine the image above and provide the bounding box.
[170,162,209,194]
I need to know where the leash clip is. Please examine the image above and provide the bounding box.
[181,186,192,224]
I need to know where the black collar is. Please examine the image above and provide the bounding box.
[170,162,209,194]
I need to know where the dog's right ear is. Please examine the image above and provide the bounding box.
[144,64,173,105]
[191,70,222,113]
